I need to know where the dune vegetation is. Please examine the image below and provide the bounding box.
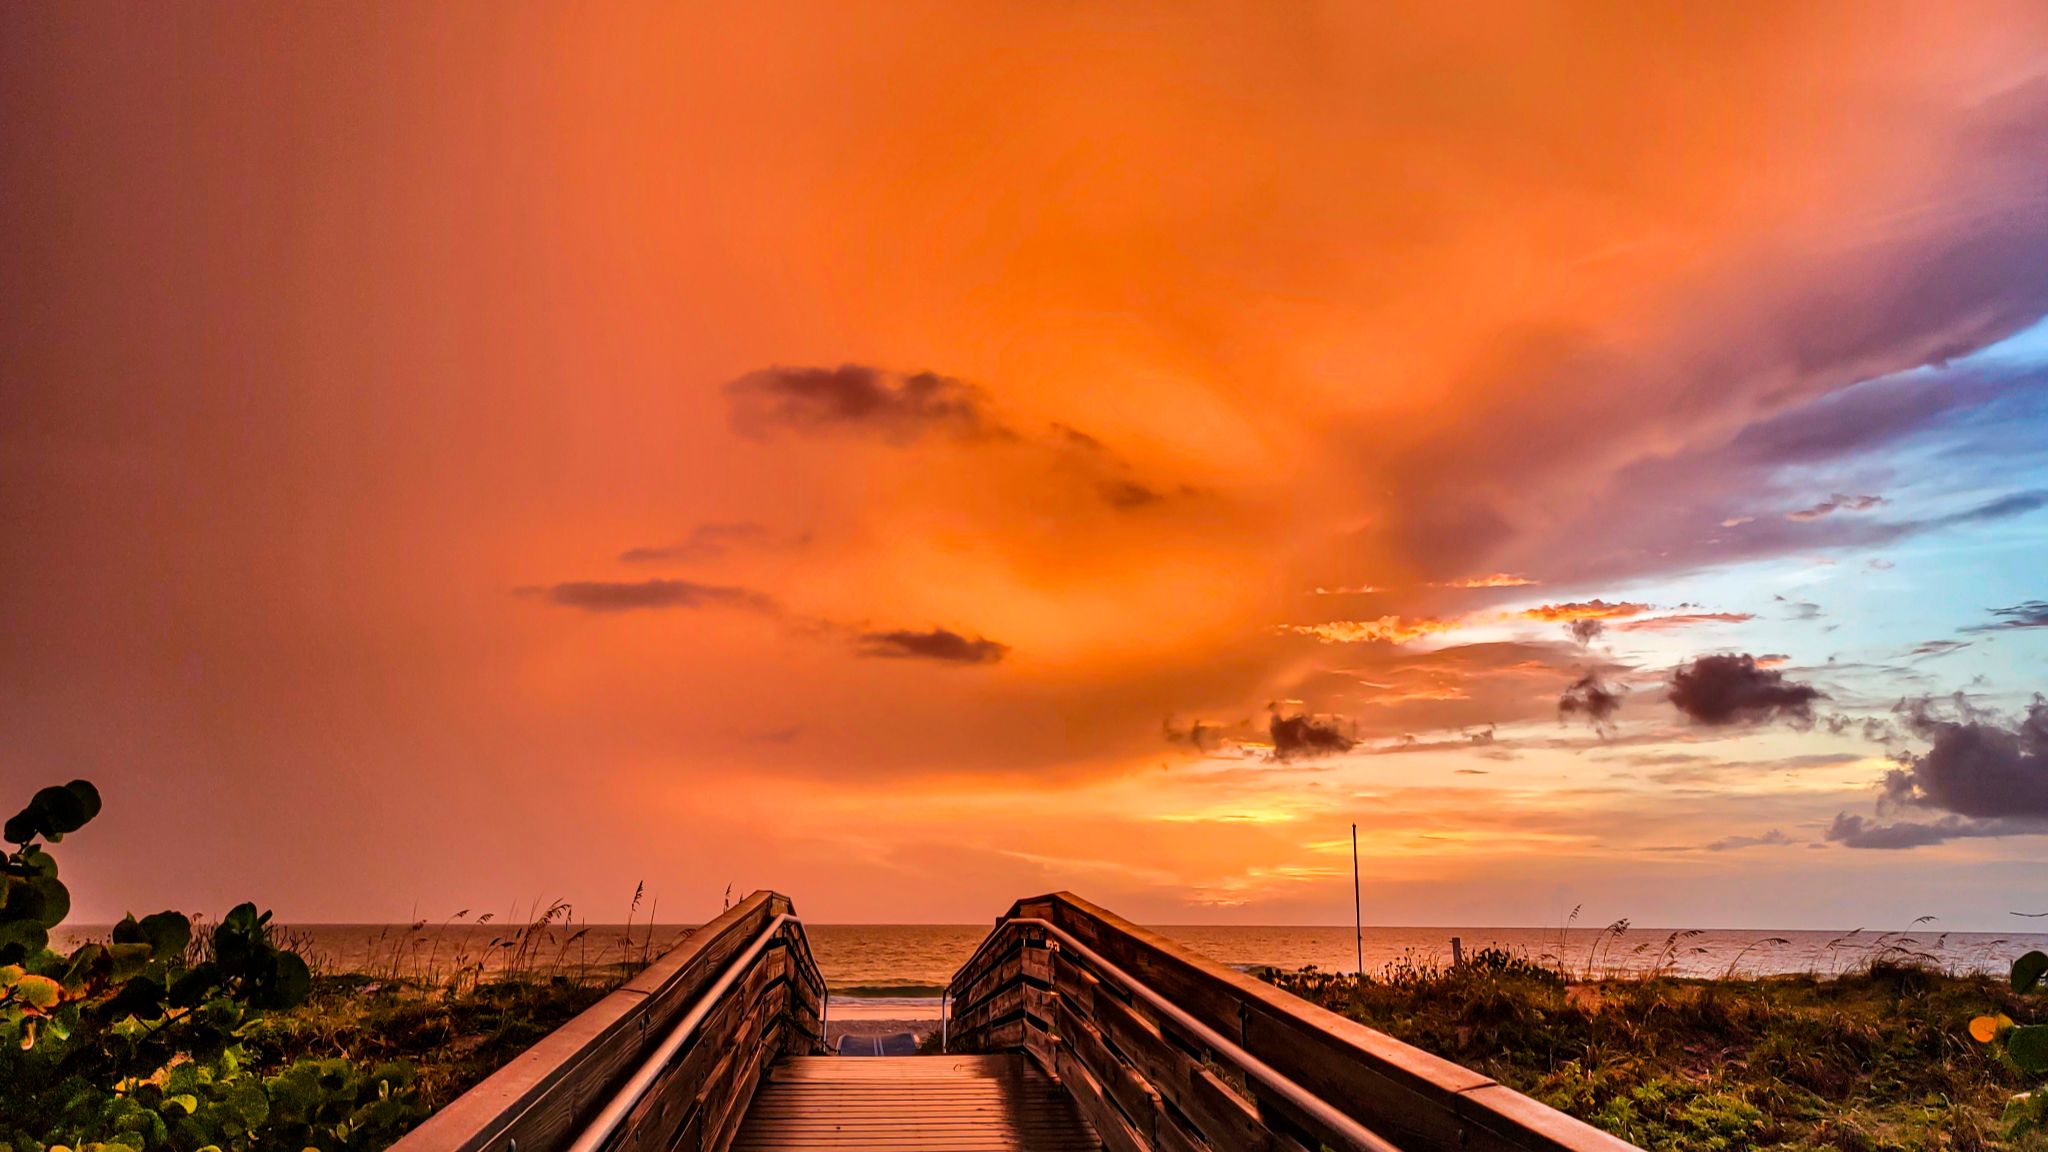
[1,779,632,1152]
[1262,944,2048,1152]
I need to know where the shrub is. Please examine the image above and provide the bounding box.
[0,780,425,1151]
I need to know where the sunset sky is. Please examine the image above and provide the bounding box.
[5,4,2048,930]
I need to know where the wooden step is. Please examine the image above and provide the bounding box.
[731,1055,1103,1152]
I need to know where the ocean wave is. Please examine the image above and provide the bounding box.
[830,983,947,999]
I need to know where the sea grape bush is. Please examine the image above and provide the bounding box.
[0,780,424,1151]
[1975,948,2048,1137]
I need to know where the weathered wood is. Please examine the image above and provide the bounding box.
[948,892,1642,1152]
[390,891,825,1152]
[732,1056,1102,1152]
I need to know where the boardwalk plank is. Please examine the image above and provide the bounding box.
[733,1055,1103,1152]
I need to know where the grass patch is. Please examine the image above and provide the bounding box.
[242,973,616,1115]
[1262,956,2045,1151]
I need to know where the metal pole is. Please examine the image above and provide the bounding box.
[1351,823,1363,977]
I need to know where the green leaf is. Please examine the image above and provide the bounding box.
[264,951,311,1011]
[2,809,36,845]
[27,785,87,837]
[62,942,107,987]
[168,962,220,1009]
[111,914,146,945]
[107,943,154,983]
[0,919,49,964]
[2011,1024,2048,1075]
[138,911,191,961]
[27,876,69,929]
[10,973,61,1010]
[102,974,166,1022]
[18,845,57,878]
[2014,950,2048,994]
[64,779,101,825]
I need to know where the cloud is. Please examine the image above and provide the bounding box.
[1909,639,1973,659]
[1776,596,1824,621]
[726,364,1013,443]
[1825,811,2047,849]
[1610,612,1755,632]
[1881,695,2048,819]
[1785,493,1887,522]
[620,521,775,564]
[1268,713,1356,762]
[1163,718,1229,754]
[1668,654,1824,726]
[1521,600,1650,622]
[1289,616,1457,644]
[856,627,1010,665]
[518,579,778,614]
[1565,619,1604,647]
[1097,480,1167,510]
[1558,672,1625,734]
[1706,828,1795,851]
[1294,599,1649,645]
[1928,491,2048,529]
[1966,600,2048,631]
[1437,573,1539,589]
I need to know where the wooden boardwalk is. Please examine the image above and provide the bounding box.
[732,1056,1102,1152]
[390,890,1644,1152]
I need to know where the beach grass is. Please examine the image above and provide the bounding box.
[1262,950,2045,1152]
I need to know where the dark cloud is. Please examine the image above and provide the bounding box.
[1164,718,1226,753]
[1785,493,1887,522]
[1881,695,2048,819]
[726,364,1013,443]
[1824,713,1899,743]
[1668,653,1824,726]
[1564,619,1604,647]
[1098,480,1166,510]
[1268,712,1357,762]
[620,521,774,564]
[1048,425,1197,512]
[1729,371,2013,466]
[1909,639,1973,659]
[1965,600,2048,632]
[1558,672,1625,735]
[1775,596,1824,621]
[856,627,1009,665]
[1928,491,2048,529]
[517,578,778,614]
[1825,811,2047,849]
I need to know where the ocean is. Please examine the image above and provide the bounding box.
[57,920,2048,1021]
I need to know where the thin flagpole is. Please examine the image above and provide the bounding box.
[1352,823,1363,976]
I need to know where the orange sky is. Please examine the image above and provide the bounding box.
[6,4,2048,928]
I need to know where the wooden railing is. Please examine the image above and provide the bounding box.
[391,890,827,1152]
[946,892,1642,1152]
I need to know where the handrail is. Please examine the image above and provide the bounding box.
[389,890,825,1152]
[1014,917,1401,1152]
[567,913,805,1152]
[946,892,1643,1152]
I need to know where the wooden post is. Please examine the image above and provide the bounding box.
[1451,936,1464,967]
